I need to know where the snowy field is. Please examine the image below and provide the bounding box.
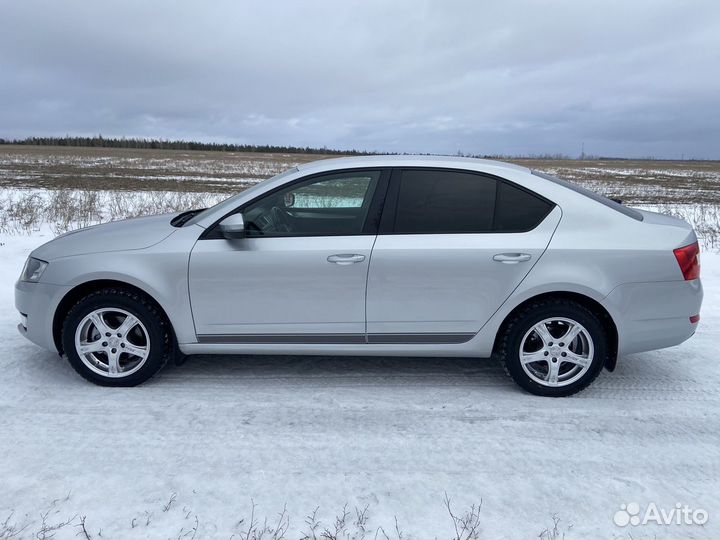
[1,148,719,539]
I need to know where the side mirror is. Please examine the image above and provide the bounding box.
[218,213,246,239]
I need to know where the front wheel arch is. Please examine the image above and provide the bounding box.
[53,279,174,354]
[493,291,618,372]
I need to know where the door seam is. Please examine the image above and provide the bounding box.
[363,233,379,344]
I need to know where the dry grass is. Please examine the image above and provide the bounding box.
[2,146,720,204]
[0,145,329,194]
[512,158,720,205]
[0,492,486,540]
[1,146,719,244]
[0,189,228,234]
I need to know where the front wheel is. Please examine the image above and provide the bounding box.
[61,288,172,386]
[497,299,607,397]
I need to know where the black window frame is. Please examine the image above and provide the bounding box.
[378,167,556,235]
[201,167,392,240]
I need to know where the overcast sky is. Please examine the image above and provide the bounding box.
[1,0,719,158]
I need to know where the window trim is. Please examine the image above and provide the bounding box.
[201,167,392,240]
[378,167,556,235]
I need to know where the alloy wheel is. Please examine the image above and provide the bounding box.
[519,317,594,387]
[74,307,150,378]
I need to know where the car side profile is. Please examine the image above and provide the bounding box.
[15,156,703,396]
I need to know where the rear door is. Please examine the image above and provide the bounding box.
[365,168,561,343]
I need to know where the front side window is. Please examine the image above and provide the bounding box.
[242,170,380,237]
[392,169,553,234]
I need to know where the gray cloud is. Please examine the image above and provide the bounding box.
[1,0,719,158]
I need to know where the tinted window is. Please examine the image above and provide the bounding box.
[392,169,553,234]
[242,171,380,237]
[394,170,496,233]
[493,181,553,231]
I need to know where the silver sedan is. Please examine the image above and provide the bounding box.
[15,156,703,396]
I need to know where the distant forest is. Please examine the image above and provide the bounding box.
[1,136,703,161]
[0,136,375,155]
[0,136,578,159]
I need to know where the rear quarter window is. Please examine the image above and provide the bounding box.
[493,181,554,231]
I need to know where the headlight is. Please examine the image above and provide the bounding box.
[20,257,48,282]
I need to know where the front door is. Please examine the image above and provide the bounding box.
[189,169,385,342]
[365,168,561,342]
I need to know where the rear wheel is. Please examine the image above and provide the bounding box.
[61,288,171,386]
[498,299,607,397]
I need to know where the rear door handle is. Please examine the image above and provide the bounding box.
[492,253,532,264]
[327,253,366,265]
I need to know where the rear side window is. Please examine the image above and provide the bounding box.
[391,169,553,234]
[394,170,496,233]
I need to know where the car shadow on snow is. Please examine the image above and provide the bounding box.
[16,344,697,398]
[161,350,702,398]
[169,354,509,383]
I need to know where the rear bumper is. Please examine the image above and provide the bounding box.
[602,279,703,356]
[15,279,68,353]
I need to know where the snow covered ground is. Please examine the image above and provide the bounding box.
[1,227,719,539]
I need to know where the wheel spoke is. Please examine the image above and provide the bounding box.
[115,313,140,336]
[521,351,547,365]
[89,312,110,335]
[560,324,582,344]
[533,322,554,345]
[546,360,560,385]
[123,343,148,360]
[106,348,121,374]
[77,340,105,355]
[563,351,590,368]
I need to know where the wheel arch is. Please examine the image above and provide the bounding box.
[492,291,619,371]
[52,279,174,354]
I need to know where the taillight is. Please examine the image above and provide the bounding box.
[673,242,700,281]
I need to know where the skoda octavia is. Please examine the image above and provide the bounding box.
[15,156,703,396]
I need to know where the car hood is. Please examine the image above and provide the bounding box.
[32,212,180,261]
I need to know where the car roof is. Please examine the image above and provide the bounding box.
[296,154,530,176]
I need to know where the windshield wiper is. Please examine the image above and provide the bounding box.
[171,208,206,227]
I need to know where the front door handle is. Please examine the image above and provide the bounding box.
[327,253,366,265]
[492,253,532,264]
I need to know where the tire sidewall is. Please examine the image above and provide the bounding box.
[62,290,168,387]
[503,302,607,397]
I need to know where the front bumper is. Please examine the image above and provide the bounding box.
[15,279,69,353]
[602,278,703,356]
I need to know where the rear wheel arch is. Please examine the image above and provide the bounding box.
[493,291,619,371]
[53,279,174,354]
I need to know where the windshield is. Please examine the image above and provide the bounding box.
[184,167,299,227]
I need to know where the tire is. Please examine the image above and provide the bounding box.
[497,299,607,397]
[61,287,172,386]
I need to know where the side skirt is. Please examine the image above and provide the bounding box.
[196,333,474,345]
